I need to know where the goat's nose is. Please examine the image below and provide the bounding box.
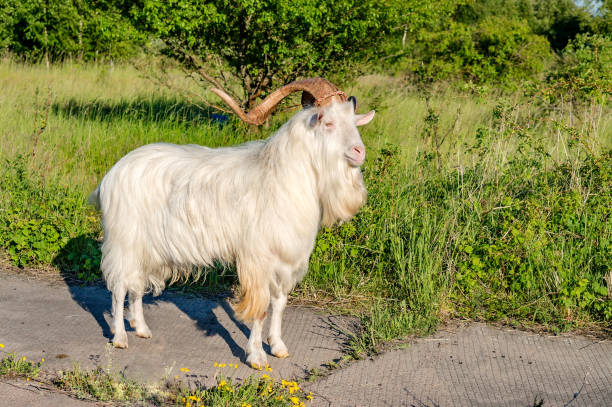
[353,145,365,159]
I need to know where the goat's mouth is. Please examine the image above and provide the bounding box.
[345,153,365,167]
[345,145,366,167]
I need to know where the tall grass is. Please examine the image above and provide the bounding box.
[0,61,610,349]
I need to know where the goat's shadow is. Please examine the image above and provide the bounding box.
[53,235,266,362]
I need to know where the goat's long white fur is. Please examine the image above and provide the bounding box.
[90,101,373,366]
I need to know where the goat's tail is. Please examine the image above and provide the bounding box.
[233,258,270,322]
[88,185,101,210]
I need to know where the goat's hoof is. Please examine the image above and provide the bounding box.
[112,333,128,349]
[273,349,290,358]
[135,327,152,339]
[246,353,268,370]
[269,339,289,358]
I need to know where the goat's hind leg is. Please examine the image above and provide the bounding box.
[128,290,152,339]
[110,283,129,348]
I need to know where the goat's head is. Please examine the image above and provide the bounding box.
[307,98,374,168]
[212,78,375,167]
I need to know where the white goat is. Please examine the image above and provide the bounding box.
[89,96,374,368]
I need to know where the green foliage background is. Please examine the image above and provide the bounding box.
[0,0,141,61]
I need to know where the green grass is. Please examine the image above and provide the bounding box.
[0,60,610,355]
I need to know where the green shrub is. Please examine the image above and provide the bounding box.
[404,16,551,85]
[546,33,612,102]
[0,155,101,280]
[454,153,612,323]
[0,0,142,61]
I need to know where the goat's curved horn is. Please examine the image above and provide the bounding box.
[211,78,348,126]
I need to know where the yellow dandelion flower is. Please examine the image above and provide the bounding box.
[299,403,305,407]
[218,380,227,388]
[266,366,273,372]
[189,395,198,401]
[213,362,218,367]
[0,344,4,348]
[26,377,30,381]
[174,375,179,380]
[22,356,26,361]
[41,358,44,363]
[261,374,270,380]
[290,396,300,405]
[234,364,238,369]
[185,403,191,407]
[182,397,186,402]
[306,394,313,400]
[180,367,190,372]
[219,363,226,368]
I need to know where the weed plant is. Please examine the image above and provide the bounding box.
[0,62,609,352]
[56,363,149,402]
[0,353,42,378]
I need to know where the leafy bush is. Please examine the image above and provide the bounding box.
[546,33,612,102]
[0,155,101,280]
[454,152,612,323]
[0,0,142,61]
[403,16,551,84]
[132,0,404,107]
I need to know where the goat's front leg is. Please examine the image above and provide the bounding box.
[246,314,268,369]
[268,292,289,358]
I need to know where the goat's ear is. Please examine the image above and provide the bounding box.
[348,96,357,112]
[355,110,375,126]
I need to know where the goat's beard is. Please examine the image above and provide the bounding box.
[319,163,367,227]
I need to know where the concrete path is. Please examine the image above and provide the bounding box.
[1,271,611,406]
[306,324,612,407]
